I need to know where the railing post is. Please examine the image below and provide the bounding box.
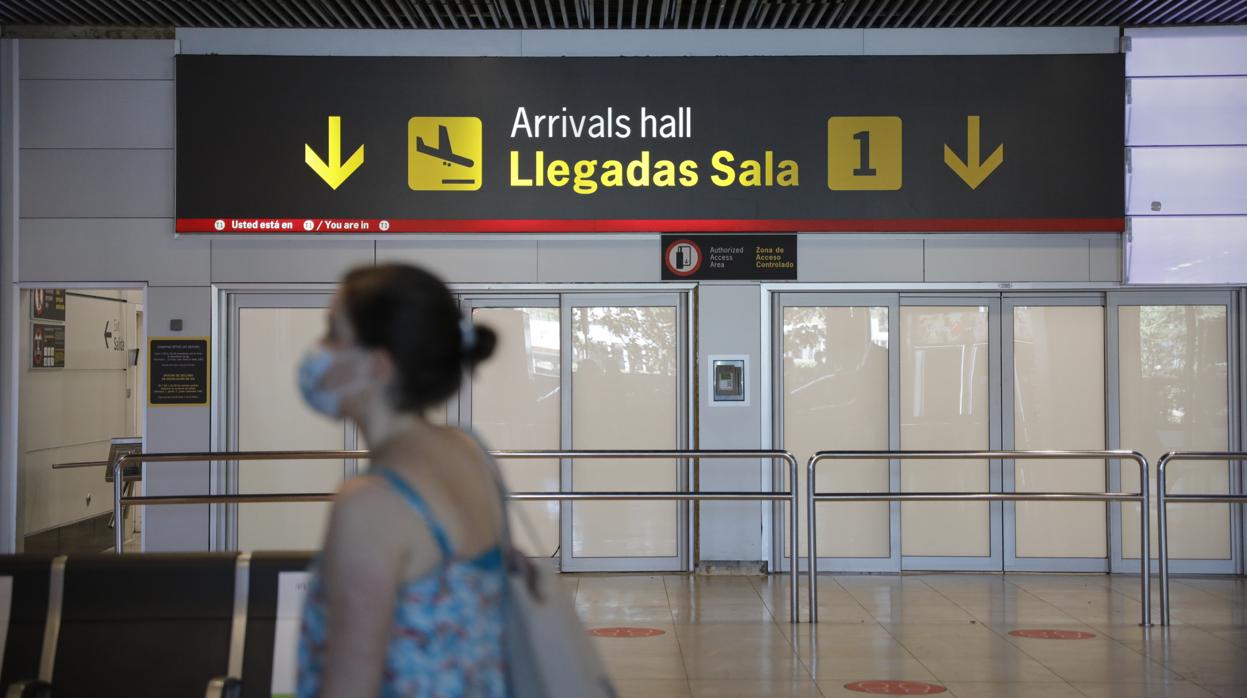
[113,455,126,554]
[806,454,819,624]
[786,453,799,624]
[1157,453,1171,626]
[1138,453,1152,627]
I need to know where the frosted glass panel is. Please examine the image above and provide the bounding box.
[1126,27,1247,77]
[900,306,991,558]
[571,306,678,558]
[1127,146,1247,215]
[1119,305,1230,560]
[1128,216,1247,284]
[238,308,342,551]
[784,306,890,559]
[1128,77,1247,146]
[471,307,560,558]
[1013,306,1106,559]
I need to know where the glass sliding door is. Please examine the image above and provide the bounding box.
[1111,292,1237,574]
[778,293,897,572]
[563,294,687,572]
[899,298,1002,570]
[226,293,356,551]
[461,300,562,559]
[1004,298,1108,571]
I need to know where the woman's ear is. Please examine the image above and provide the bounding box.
[368,348,397,384]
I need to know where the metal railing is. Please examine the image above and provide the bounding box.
[1157,451,1247,626]
[806,450,1153,626]
[109,448,802,622]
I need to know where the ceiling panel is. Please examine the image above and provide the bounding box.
[0,0,1244,30]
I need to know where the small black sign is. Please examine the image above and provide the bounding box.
[149,338,210,406]
[32,289,66,322]
[662,235,797,280]
[32,322,65,369]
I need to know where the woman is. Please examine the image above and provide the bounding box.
[295,264,506,697]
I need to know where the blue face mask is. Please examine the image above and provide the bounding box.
[297,347,347,418]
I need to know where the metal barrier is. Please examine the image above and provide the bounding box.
[109,448,802,622]
[807,450,1152,626]
[1157,451,1247,626]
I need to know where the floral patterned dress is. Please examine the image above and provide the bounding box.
[297,468,508,697]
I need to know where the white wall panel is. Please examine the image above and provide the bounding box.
[20,149,173,218]
[1089,235,1122,282]
[864,27,1118,55]
[211,239,374,283]
[142,286,213,552]
[1128,77,1247,146]
[521,29,864,56]
[377,238,538,282]
[697,285,763,562]
[1126,26,1247,77]
[20,80,174,149]
[1127,146,1247,216]
[924,236,1092,282]
[1128,216,1247,284]
[177,28,523,56]
[179,27,1117,58]
[20,219,208,286]
[799,237,923,282]
[537,238,656,282]
[19,39,174,79]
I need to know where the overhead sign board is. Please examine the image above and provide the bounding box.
[176,54,1124,234]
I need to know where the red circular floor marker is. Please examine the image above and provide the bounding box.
[1009,629,1096,640]
[844,680,947,695]
[588,626,666,638]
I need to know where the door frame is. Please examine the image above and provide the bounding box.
[772,291,900,574]
[219,291,360,551]
[898,294,1005,572]
[559,291,692,573]
[1002,293,1111,572]
[1107,289,1241,575]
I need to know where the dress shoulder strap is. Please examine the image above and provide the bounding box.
[376,468,452,561]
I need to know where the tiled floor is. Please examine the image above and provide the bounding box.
[569,573,1247,698]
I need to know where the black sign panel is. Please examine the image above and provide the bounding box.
[662,235,797,280]
[149,338,210,406]
[32,322,65,369]
[176,54,1124,234]
[32,289,66,322]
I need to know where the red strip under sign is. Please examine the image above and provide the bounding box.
[177,217,1125,234]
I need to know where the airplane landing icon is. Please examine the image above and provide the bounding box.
[408,117,482,191]
[416,125,476,169]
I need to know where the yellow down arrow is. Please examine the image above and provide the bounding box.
[305,116,364,190]
[943,115,1003,190]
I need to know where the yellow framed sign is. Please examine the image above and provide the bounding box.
[148,337,210,407]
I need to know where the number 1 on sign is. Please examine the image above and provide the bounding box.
[852,130,877,177]
[826,116,902,191]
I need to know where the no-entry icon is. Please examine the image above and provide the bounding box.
[664,239,702,277]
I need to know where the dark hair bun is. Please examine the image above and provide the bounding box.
[340,264,496,412]
[462,325,497,366]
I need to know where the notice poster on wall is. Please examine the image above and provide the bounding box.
[148,338,210,406]
[0,576,11,676]
[31,289,66,322]
[271,571,310,698]
[32,322,65,369]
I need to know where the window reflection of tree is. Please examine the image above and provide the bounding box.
[783,307,888,415]
[1137,305,1227,429]
[572,307,676,377]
